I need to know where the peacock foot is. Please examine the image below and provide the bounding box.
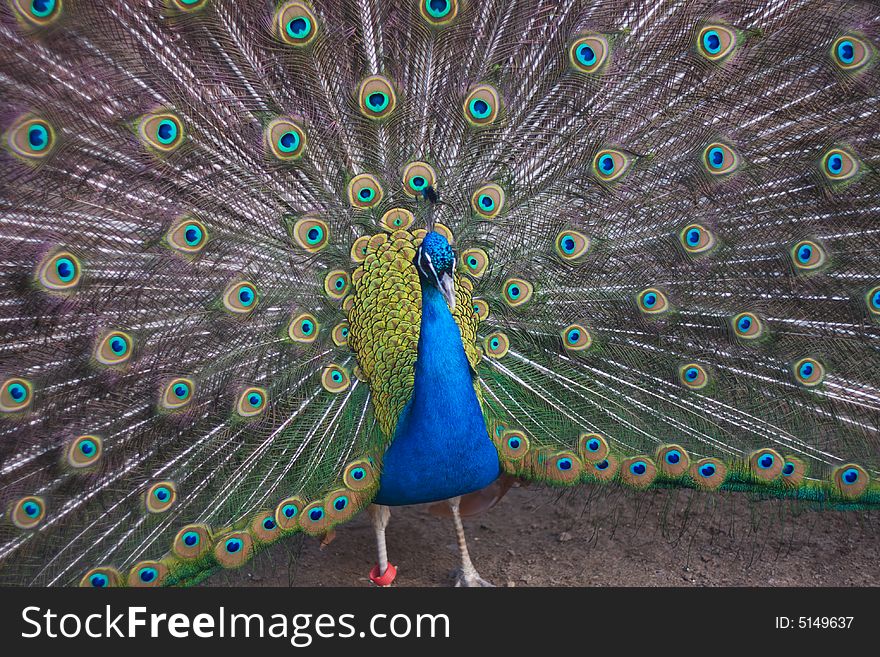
[453,567,495,587]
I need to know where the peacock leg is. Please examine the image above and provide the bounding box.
[367,504,397,586]
[448,496,494,587]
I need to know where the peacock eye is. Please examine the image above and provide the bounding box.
[502,277,534,307]
[138,111,185,153]
[2,377,33,413]
[420,0,458,24]
[68,435,103,468]
[679,223,716,254]
[592,149,632,182]
[402,162,436,197]
[561,323,592,351]
[274,1,318,46]
[555,230,590,261]
[223,281,259,314]
[266,117,306,160]
[323,270,350,299]
[460,248,489,277]
[679,363,708,389]
[867,286,880,317]
[293,216,329,252]
[95,331,133,366]
[732,312,763,339]
[170,0,209,11]
[703,142,739,175]
[463,84,501,127]
[637,288,668,314]
[347,173,384,209]
[380,208,415,231]
[793,357,824,387]
[161,377,194,410]
[145,481,177,513]
[484,332,509,358]
[6,115,56,161]
[569,34,610,73]
[237,387,267,417]
[821,148,859,182]
[697,24,738,62]
[36,251,82,292]
[791,240,826,271]
[12,0,62,25]
[470,183,505,218]
[358,75,397,119]
[831,35,871,71]
[321,364,350,392]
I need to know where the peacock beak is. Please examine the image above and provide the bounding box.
[439,272,456,311]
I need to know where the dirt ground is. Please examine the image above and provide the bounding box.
[208,483,880,587]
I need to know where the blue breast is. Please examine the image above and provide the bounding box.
[374,283,501,506]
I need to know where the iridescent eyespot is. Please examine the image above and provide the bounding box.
[10,496,45,529]
[214,532,252,567]
[679,223,716,255]
[637,288,668,314]
[790,240,826,271]
[223,281,258,314]
[321,364,350,392]
[94,330,133,367]
[11,0,62,25]
[274,1,318,46]
[679,363,708,389]
[833,464,869,499]
[460,248,489,278]
[749,448,784,481]
[169,0,209,11]
[275,496,306,530]
[703,142,739,175]
[472,298,490,321]
[293,216,329,252]
[731,312,763,340]
[592,148,632,182]
[820,147,859,182]
[67,434,102,469]
[402,162,436,197]
[324,490,353,521]
[300,501,331,535]
[778,457,807,488]
[145,481,177,513]
[344,459,375,490]
[332,322,349,347]
[793,357,824,387]
[463,84,501,127]
[237,386,267,418]
[380,208,415,231]
[470,183,504,218]
[1,377,33,413]
[831,35,871,72]
[578,433,609,463]
[502,277,533,307]
[348,173,384,209]
[589,455,619,481]
[323,270,350,300]
[655,444,690,477]
[288,312,319,343]
[161,377,194,411]
[569,34,610,73]
[166,217,208,254]
[251,511,280,542]
[80,567,121,588]
[690,457,727,490]
[359,75,397,119]
[5,115,56,161]
[36,250,81,292]
[420,0,457,25]
[266,117,307,161]
[555,230,590,261]
[173,524,210,559]
[697,24,738,62]
[484,332,509,358]
[500,430,529,460]
[138,111,184,153]
[350,235,371,263]
[866,286,880,317]
[620,456,657,489]
[561,324,592,351]
[128,561,168,587]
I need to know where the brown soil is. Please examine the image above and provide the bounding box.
[207,484,880,587]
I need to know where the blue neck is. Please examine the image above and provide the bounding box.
[373,280,500,506]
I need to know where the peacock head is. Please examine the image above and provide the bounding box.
[414,231,456,311]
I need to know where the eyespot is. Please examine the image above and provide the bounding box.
[380,208,415,231]
[655,444,690,477]
[500,429,529,460]
[679,223,716,255]
[166,217,208,254]
[94,330,133,367]
[620,457,657,489]
[128,561,168,587]
[321,364,350,392]
[472,298,490,321]
[460,248,489,278]
[169,0,209,11]
[749,448,783,481]
[293,216,329,252]
[831,35,871,72]
[275,496,306,530]
[588,455,619,482]
[548,452,582,484]
[10,496,45,529]
[160,377,194,411]
[5,115,56,161]
[821,148,859,182]
[731,312,763,340]
[592,148,632,182]
[214,531,252,567]
[67,435,102,468]
[703,142,739,175]
[237,386,267,418]
[790,240,826,271]
[344,459,376,491]
[11,0,62,26]
[793,357,824,387]
[555,230,590,262]
[36,250,81,292]
[358,75,397,119]
[323,270,350,300]
[266,117,306,161]
[866,286,880,317]
[484,332,509,358]
[172,524,210,559]
[470,183,505,218]
[348,173,384,209]
[402,162,436,197]
[697,24,738,62]
[833,463,869,499]
[250,511,280,542]
[779,457,807,488]
[223,281,259,314]
[578,433,608,463]
[561,324,592,351]
[288,312,319,343]
[274,1,318,46]
[79,567,121,588]
[324,488,357,523]
[138,111,184,153]
[690,457,727,490]
[331,322,349,347]
[1,377,33,413]
[679,363,709,389]
[350,235,371,263]
[300,501,331,535]
[145,481,177,514]
[502,277,533,307]
[420,0,457,25]
[569,34,610,73]
[637,288,668,314]
[463,84,501,127]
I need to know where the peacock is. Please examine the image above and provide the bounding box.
[0,0,878,589]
